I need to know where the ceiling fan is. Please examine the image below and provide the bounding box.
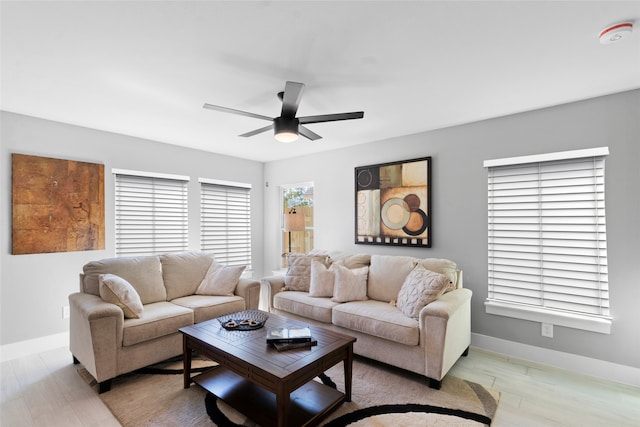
[203,81,364,143]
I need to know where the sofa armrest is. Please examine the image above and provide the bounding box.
[70,292,123,320]
[68,292,124,382]
[260,275,285,312]
[421,287,472,320]
[235,278,261,310]
[419,288,472,382]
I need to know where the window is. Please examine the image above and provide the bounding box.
[484,147,611,334]
[281,183,314,266]
[114,169,189,256]
[200,178,251,268]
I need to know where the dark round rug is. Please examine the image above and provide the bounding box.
[205,393,493,426]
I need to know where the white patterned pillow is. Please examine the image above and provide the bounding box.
[396,265,452,318]
[99,274,144,319]
[284,253,329,291]
[331,264,369,303]
[415,258,458,291]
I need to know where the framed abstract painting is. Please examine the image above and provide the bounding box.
[355,157,431,247]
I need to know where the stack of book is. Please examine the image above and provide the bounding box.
[266,326,317,351]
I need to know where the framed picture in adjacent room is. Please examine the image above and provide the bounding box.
[355,157,431,247]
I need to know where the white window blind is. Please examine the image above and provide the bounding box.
[485,148,611,334]
[114,171,189,257]
[200,179,252,268]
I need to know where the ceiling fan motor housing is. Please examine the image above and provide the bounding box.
[274,116,299,141]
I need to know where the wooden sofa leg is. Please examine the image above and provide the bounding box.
[72,355,80,365]
[462,346,470,357]
[98,379,112,394]
[428,378,442,390]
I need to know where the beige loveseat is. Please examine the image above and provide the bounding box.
[69,251,260,393]
[261,252,472,389]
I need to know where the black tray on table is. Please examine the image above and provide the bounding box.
[217,310,269,331]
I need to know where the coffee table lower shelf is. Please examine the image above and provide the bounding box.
[193,367,346,427]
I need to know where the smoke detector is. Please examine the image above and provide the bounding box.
[599,22,633,44]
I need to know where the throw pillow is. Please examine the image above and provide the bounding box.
[415,258,459,291]
[284,253,329,291]
[331,264,369,303]
[99,274,144,319]
[309,260,336,297]
[396,265,452,319]
[333,253,371,269]
[195,260,246,296]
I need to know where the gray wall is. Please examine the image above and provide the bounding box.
[0,112,264,345]
[263,89,640,369]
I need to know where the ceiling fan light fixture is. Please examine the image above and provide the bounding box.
[274,117,299,143]
[275,131,298,143]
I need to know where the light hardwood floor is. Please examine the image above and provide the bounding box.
[1,346,639,426]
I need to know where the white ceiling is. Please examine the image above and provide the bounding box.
[2,1,639,162]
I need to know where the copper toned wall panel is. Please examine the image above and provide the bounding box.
[12,154,105,254]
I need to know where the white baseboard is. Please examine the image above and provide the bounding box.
[3,331,638,388]
[0,332,69,363]
[472,333,640,388]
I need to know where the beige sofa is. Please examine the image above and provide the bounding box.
[261,253,472,389]
[69,251,260,393]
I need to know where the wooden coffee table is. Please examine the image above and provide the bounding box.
[180,311,356,427]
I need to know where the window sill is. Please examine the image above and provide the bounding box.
[485,300,612,334]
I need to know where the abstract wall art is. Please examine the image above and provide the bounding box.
[12,153,105,255]
[355,157,431,247]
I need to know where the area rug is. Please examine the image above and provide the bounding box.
[78,356,500,426]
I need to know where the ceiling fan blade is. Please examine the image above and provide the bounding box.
[239,124,274,137]
[281,81,305,118]
[299,111,364,124]
[203,103,273,121]
[299,126,322,141]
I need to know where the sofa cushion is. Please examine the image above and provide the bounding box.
[161,251,213,300]
[273,291,339,324]
[332,300,419,346]
[367,255,416,302]
[98,274,144,319]
[309,260,336,297]
[332,264,369,303]
[284,253,329,291]
[332,253,371,269]
[195,261,246,296]
[171,295,246,324]
[122,301,193,346]
[83,256,166,304]
[415,258,459,290]
[396,265,452,318]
